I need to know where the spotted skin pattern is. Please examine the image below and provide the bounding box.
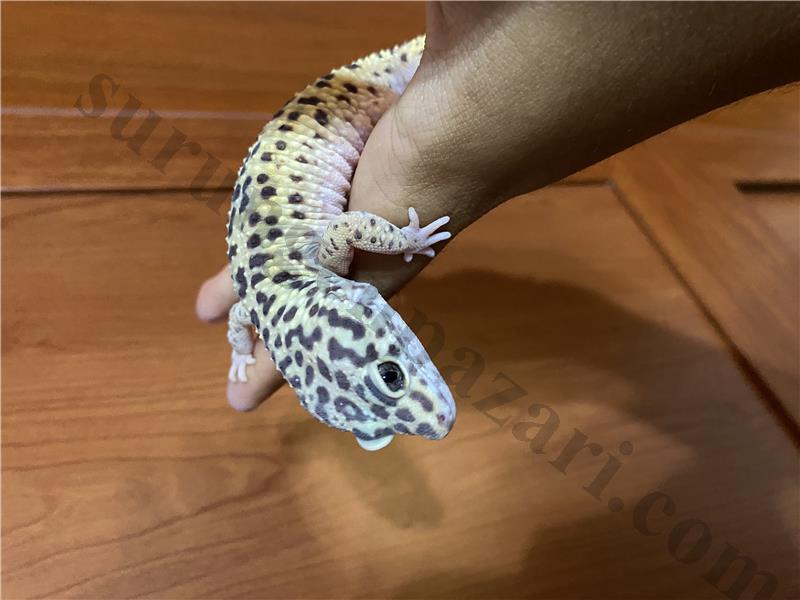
[225,36,456,449]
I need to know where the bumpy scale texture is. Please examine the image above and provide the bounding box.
[225,35,456,450]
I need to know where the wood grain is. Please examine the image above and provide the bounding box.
[1,2,425,112]
[3,186,797,598]
[610,145,800,426]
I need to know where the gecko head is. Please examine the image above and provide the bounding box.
[304,283,456,451]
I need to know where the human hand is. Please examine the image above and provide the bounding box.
[197,1,800,411]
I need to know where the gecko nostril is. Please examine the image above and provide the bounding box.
[437,413,446,424]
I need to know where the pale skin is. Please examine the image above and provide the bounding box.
[197,2,800,412]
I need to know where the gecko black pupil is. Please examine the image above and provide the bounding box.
[378,362,404,392]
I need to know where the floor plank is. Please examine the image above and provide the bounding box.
[3,186,797,598]
[610,146,800,427]
[1,2,425,112]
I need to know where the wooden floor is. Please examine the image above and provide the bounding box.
[2,4,799,599]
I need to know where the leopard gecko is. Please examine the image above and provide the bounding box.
[225,35,456,451]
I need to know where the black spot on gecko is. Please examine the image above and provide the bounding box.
[260,293,277,315]
[261,186,276,198]
[275,141,286,150]
[261,152,272,161]
[249,253,272,268]
[285,325,323,350]
[367,85,377,95]
[370,237,376,243]
[288,250,302,260]
[317,386,330,404]
[317,358,332,381]
[313,109,328,126]
[288,111,300,120]
[297,96,321,106]
[315,80,331,88]
[251,273,266,286]
[278,124,293,132]
[239,191,250,213]
[248,212,261,226]
[265,215,278,225]
[344,83,358,94]
[336,94,350,103]
[288,193,303,203]
[227,244,237,259]
[235,268,247,298]
[371,404,389,419]
[273,109,284,118]
[271,305,286,326]
[292,211,305,219]
[370,218,376,225]
[411,391,434,412]
[305,365,314,386]
[326,309,366,340]
[335,370,350,391]
[401,53,408,62]
[273,271,292,284]
[250,309,259,329]
[416,423,435,438]
[278,356,293,371]
[346,63,358,70]
[328,339,377,367]
[334,397,367,422]
[354,229,362,240]
[388,344,399,356]
[296,156,308,164]
[294,351,303,366]
[396,408,415,422]
[267,228,283,241]
[256,173,269,184]
[290,175,303,183]
[283,306,298,322]
[247,234,261,249]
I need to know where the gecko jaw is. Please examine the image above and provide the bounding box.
[356,434,395,452]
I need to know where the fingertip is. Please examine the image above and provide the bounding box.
[196,266,236,323]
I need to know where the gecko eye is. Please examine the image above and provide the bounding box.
[377,361,406,394]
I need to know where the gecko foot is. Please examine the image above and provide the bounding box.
[401,207,451,263]
[229,351,257,383]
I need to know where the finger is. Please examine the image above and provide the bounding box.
[227,342,285,412]
[419,215,450,237]
[196,266,237,323]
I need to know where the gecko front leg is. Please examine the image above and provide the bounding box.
[318,207,451,275]
[227,301,256,382]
